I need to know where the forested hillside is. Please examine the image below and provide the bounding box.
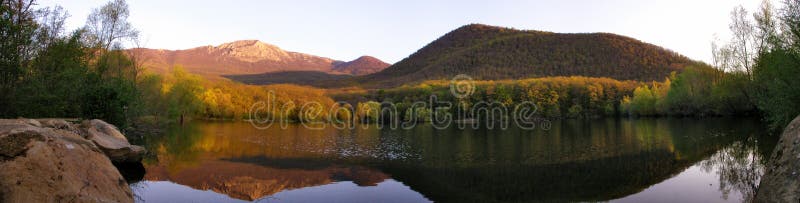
[354,24,694,88]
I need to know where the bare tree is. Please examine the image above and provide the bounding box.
[730,6,757,75]
[84,0,138,52]
[712,2,780,78]
[34,6,69,51]
[753,0,784,52]
[784,0,800,50]
[83,0,143,83]
[126,36,150,83]
[712,36,736,73]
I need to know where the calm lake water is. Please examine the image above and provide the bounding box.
[127,118,777,203]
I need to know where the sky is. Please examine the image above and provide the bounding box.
[37,0,767,64]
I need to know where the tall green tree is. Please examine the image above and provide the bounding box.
[0,0,39,116]
[752,48,800,130]
[16,32,89,117]
[665,66,715,115]
[80,0,141,127]
[165,67,203,124]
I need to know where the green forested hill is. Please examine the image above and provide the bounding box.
[354,24,695,88]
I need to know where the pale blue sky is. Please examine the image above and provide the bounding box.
[39,0,765,63]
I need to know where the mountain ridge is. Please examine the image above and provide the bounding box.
[131,40,389,77]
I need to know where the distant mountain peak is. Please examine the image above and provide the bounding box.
[213,40,290,62]
[333,55,390,76]
[217,40,276,49]
[353,55,384,63]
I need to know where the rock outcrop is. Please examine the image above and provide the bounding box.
[81,119,145,162]
[0,118,144,203]
[756,115,800,202]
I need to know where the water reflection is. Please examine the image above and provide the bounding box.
[129,118,776,202]
[699,136,772,202]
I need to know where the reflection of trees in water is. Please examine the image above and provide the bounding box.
[699,135,773,202]
[131,118,778,202]
[129,181,147,202]
[383,149,698,202]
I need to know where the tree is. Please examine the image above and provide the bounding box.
[33,6,69,51]
[783,0,800,49]
[754,0,781,51]
[136,73,166,118]
[0,0,39,116]
[165,67,203,124]
[712,0,800,130]
[666,66,715,115]
[730,6,758,75]
[81,0,144,127]
[752,46,800,130]
[82,72,136,126]
[16,32,89,117]
[524,83,561,117]
[629,85,658,116]
[711,72,754,114]
[84,0,138,52]
[356,101,381,123]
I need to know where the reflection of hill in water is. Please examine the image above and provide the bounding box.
[138,118,770,202]
[144,158,389,201]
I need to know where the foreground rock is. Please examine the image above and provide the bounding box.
[0,119,143,203]
[81,119,145,162]
[756,115,800,202]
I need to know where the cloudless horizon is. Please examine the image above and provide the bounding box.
[39,0,765,64]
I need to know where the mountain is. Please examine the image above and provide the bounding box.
[332,56,391,76]
[352,24,695,88]
[131,40,388,77]
[222,55,389,85]
[223,71,353,86]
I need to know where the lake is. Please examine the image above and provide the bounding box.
[126,118,777,203]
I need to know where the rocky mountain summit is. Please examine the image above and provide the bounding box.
[0,119,144,203]
[131,40,389,77]
[216,40,300,63]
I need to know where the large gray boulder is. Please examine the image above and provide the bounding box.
[80,119,145,162]
[0,119,134,203]
[756,115,800,202]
